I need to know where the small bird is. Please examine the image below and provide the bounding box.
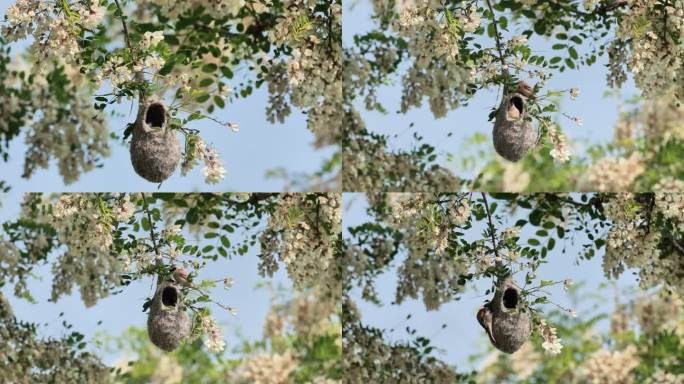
[516,80,536,100]
[477,302,496,345]
[172,266,192,287]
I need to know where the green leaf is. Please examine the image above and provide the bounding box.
[529,209,543,226]
[141,218,150,231]
[220,236,231,248]
[214,95,225,108]
[199,78,213,87]
[202,63,217,73]
[565,58,576,69]
[220,66,233,79]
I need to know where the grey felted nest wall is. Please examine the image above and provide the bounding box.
[147,281,190,351]
[492,93,536,162]
[489,277,531,354]
[130,97,181,183]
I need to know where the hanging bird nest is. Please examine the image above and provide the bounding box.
[130,97,181,183]
[489,277,531,354]
[492,93,536,162]
[147,281,190,351]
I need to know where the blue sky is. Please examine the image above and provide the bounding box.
[0,0,336,193]
[344,1,640,180]
[343,193,641,371]
[0,192,293,364]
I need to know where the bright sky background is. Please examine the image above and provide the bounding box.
[0,0,336,193]
[343,193,641,371]
[0,192,293,365]
[344,1,640,180]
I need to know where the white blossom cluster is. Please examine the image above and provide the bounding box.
[602,195,684,294]
[655,192,684,221]
[2,60,110,184]
[2,0,104,63]
[259,193,341,299]
[548,127,573,164]
[654,177,684,193]
[180,135,227,184]
[578,345,639,384]
[608,0,684,99]
[390,2,476,117]
[234,352,297,384]
[201,315,226,353]
[394,2,473,67]
[263,291,338,342]
[580,153,644,192]
[647,371,684,384]
[633,290,683,335]
[21,194,134,307]
[265,0,341,148]
[377,193,477,309]
[537,318,563,355]
[385,193,470,257]
[138,0,249,18]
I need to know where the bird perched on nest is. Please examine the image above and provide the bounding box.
[488,80,536,122]
[477,302,496,345]
[516,80,536,100]
[172,266,193,288]
[476,278,532,353]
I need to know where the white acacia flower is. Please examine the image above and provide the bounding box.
[202,147,226,184]
[141,31,164,49]
[570,88,580,100]
[202,316,226,353]
[547,126,573,164]
[539,319,563,355]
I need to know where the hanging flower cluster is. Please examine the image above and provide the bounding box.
[259,193,341,301]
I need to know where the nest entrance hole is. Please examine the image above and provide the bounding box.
[145,103,166,128]
[510,95,524,115]
[503,287,519,309]
[162,286,178,307]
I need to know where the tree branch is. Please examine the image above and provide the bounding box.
[481,193,501,270]
[113,0,133,54]
[141,193,164,283]
[484,0,508,89]
[112,0,145,100]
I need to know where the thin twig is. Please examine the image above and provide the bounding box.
[113,0,133,52]
[484,0,508,88]
[112,0,145,100]
[141,193,164,283]
[481,193,500,269]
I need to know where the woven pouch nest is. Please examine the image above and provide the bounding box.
[492,93,536,162]
[147,281,190,351]
[489,277,531,353]
[130,97,181,183]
